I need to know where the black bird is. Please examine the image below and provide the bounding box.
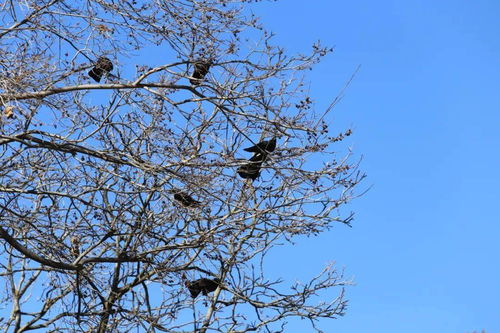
[237,153,265,181]
[88,56,113,82]
[243,137,277,154]
[189,60,211,86]
[184,276,220,298]
[170,190,202,208]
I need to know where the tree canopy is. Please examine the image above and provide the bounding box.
[0,0,363,332]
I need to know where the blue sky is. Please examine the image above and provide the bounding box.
[254,1,500,332]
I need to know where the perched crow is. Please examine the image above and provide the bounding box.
[237,153,265,181]
[88,56,113,82]
[237,164,261,181]
[184,276,220,298]
[243,137,277,154]
[189,60,211,86]
[170,189,202,208]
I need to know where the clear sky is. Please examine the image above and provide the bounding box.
[253,1,500,332]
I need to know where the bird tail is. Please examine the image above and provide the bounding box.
[88,68,102,82]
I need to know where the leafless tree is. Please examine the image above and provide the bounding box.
[0,0,364,332]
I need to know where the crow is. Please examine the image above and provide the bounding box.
[243,136,277,154]
[189,60,211,86]
[170,189,202,208]
[183,275,220,298]
[88,56,113,82]
[237,153,265,181]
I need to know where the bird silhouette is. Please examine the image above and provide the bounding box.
[189,60,211,85]
[237,153,265,181]
[170,189,202,208]
[88,56,113,82]
[243,137,277,154]
[183,275,220,298]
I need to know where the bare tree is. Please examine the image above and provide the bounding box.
[0,0,364,332]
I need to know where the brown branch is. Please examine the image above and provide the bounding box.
[0,0,61,39]
[0,226,78,271]
[0,226,151,272]
[0,83,191,101]
[0,133,182,177]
